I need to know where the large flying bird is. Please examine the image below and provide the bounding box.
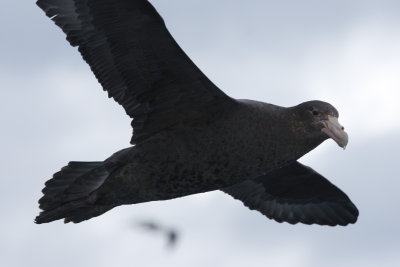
[35,0,358,226]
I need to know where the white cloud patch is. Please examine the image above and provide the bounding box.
[303,20,400,137]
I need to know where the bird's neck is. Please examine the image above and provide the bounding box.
[253,103,326,167]
[276,108,327,161]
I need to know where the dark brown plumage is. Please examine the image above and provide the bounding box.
[35,0,358,226]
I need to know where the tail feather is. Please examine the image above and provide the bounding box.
[39,161,103,210]
[63,205,114,223]
[35,161,118,224]
[35,199,85,224]
[35,200,114,224]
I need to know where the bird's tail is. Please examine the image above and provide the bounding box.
[35,161,118,224]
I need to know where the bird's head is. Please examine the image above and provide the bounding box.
[293,100,348,149]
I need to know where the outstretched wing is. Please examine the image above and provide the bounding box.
[222,162,359,226]
[37,0,234,143]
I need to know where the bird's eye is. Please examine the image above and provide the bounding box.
[312,110,319,116]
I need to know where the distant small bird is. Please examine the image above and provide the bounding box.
[136,221,179,248]
[35,0,358,226]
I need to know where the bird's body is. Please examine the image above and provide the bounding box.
[35,0,358,226]
[89,100,320,203]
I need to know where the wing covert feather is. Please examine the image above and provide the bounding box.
[37,0,234,143]
[222,162,359,226]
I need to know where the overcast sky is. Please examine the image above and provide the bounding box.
[1,1,400,266]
